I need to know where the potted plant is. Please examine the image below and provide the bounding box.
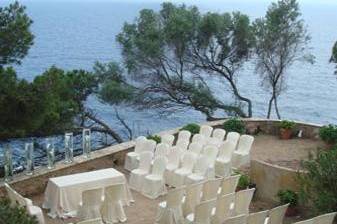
[147,135,161,144]
[180,123,200,135]
[236,173,250,191]
[279,120,296,140]
[277,189,299,217]
[319,124,337,148]
[223,118,246,134]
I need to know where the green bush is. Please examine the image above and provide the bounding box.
[237,173,250,190]
[319,124,337,144]
[147,135,161,144]
[279,120,296,130]
[223,118,245,134]
[180,123,200,135]
[277,189,298,207]
[0,198,38,224]
[298,149,337,214]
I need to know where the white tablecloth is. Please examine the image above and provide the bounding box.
[43,168,134,218]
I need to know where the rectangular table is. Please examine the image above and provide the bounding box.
[43,168,134,218]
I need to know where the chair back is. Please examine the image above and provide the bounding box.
[134,136,147,154]
[188,142,203,155]
[183,181,203,215]
[212,129,226,141]
[104,184,124,202]
[313,212,337,224]
[193,155,210,175]
[181,152,196,172]
[76,218,103,224]
[294,219,314,224]
[202,145,219,165]
[138,151,153,172]
[178,130,191,142]
[167,147,181,168]
[226,132,240,147]
[166,186,185,208]
[207,137,222,148]
[161,134,175,147]
[201,178,222,201]
[237,135,254,154]
[247,210,268,224]
[192,134,206,145]
[268,203,289,224]
[214,193,235,221]
[234,188,255,215]
[220,175,241,195]
[143,139,157,154]
[152,157,167,177]
[224,214,248,224]
[155,143,169,158]
[176,139,190,151]
[194,199,216,223]
[81,188,103,207]
[218,141,236,160]
[200,125,213,138]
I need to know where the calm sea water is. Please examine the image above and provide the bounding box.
[1,0,337,169]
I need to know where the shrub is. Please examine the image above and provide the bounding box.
[298,149,337,214]
[0,198,38,224]
[223,118,245,134]
[277,189,298,207]
[237,173,250,190]
[319,124,337,144]
[279,120,296,130]
[147,135,161,143]
[180,123,200,135]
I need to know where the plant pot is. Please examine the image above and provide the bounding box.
[285,206,298,217]
[280,128,292,140]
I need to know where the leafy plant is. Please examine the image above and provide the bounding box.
[277,189,298,207]
[237,173,250,190]
[0,198,38,224]
[223,118,245,134]
[319,124,337,144]
[147,135,161,144]
[180,123,200,135]
[298,149,337,213]
[279,120,296,130]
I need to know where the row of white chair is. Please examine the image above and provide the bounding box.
[293,212,337,224]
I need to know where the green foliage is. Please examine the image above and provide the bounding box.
[0,1,34,66]
[0,198,38,224]
[279,120,296,130]
[147,135,161,144]
[180,123,200,135]
[277,189,298,207]
[319,125,337,144]
[298,150,337,214]
[223,118,245,134]
[237,173,250,190]
[330,41,337,74]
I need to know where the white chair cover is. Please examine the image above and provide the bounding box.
[142,157,168,199]
[192,134,206,146]
[234,188,255,216]
[124,136,147,171]
[177,130,192,142]
[188,142,203,156]
[129,151,153,191]
[186,155,210,185]
[185,199,216,224]
[219,175,241,196]
[211,193,235,224]
[247,210,268,224]
[294,219,314,224]
[200,125,213,138]
[226,132,240,148]
[215,141,236,177]
[268,204,289,224]
[171,152,196,187]
[201,178,222,201]
[161,134,175,147]
[156,187,185,224]
[77,188,103,221]
[207,137,223,148]
[202,145,219,178]
[75,218,104,224]
[224,214,248,224]
[143,139,157,153]
[101,184,127,223]
[212,129,226,141]
[155,143,170,159]
[176,139,190,152]
[182,182,204,217]
[232,135,254,168]
[313,212,337,224]
[165,147,182,186]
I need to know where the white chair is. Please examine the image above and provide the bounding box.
[155,143,170,159]
[186,155,210,185]
[234,188,255,216]
[165,147,182,186]
[177,130,192,142]
[185,199,216,224]
[161,134,175,147]
[129,151,153,191]
[77,188,104,221]
[293,219,314,224]
[313,212,337,224]
[226,132,240,147]
[192,134,206,146]
[172,152,196,187]
[188,142,203,156]
[5,183,45,224]
[156,186,185,224]
[142,157,168,199]
[202,145,219,178]
[207,137,223,148]
[224,214,248,224]
[143,139,157,154]
[101,184,127,223]
[247,210,268,224]
[211,193,235,224]
[212,129,226,141]
[219,175,241,196]
[201,178,222,201]
[124,136,147,171]
[182,182,204,217]
[200,125,213,138]
[232,135,254,168]
[268,204,289,224]
[215,141,236,177]
[176,138,190,152]
[74,218,104,224]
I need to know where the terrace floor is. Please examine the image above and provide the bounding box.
[30,134,324,224]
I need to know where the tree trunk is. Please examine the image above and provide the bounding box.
[274,96,281,119]
[267,96,274,119]
[228,79,253,117]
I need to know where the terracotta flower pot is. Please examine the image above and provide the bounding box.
[285,206,298,217]
[280,128,292,140]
